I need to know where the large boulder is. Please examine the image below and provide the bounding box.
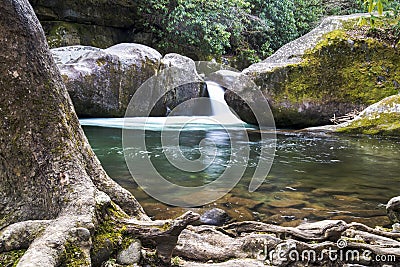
[158,53,207,116]
[53,44,204,117]
[335,94,400,136]
[227,14,400,128]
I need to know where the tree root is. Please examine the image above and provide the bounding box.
[175,220,400,266]
[0,220,52,252]
[219,220,348,241]
[123,211,200,265]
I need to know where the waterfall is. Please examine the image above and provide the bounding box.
[206,81,242,124]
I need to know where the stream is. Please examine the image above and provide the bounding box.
[82,123,400,227]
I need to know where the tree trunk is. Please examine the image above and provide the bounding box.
[1,1,399,266]
[0,1,199,266]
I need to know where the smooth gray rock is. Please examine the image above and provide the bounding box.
[159,53,208,116]
[387,196,400,223]
[117,239,141,265]
[200,208,230,226]
[53,44,205,117]
[52,45,102,65]
[56,43,160,117]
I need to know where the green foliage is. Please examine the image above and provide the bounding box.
[358,0,400,27]
[138,0,325,67]
[323,0,362,15]
[138,0,252,59]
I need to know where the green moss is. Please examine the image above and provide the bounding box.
[92,219,122,253]
[171,256,182,266]
[259,17,400,127]
[0,250,26,267]
[337,112,400,136]
[62,242,89,267]
[160,221,171,231]
[96,58,107,67]
[47,23,79,48]
[91,202,130,256]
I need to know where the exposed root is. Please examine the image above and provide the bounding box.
[219,220,348,241]
[0,220,52,252]
[175,220,400,266]
[123,211,200,265]
[16,215,93,267]
[349,222,400,239]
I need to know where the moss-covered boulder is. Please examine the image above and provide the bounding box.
[228,14,400,128]
[335,94,400,136]
[53,44,204,117]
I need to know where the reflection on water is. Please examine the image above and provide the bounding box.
[83,125,400,227]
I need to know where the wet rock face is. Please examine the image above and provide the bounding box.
[29,0,139,48]
[30,0,138,27]
[52,45,204,117]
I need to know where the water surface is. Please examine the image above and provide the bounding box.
[82,122,400,227]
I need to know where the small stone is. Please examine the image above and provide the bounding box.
[387,196,400,223]
[74,227,91,242]
[200,208,230,226]
[117,239,141,265]
[392,223,400,232]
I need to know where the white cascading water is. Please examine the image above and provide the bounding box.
[206,81,243,124]
[80,81,245,129]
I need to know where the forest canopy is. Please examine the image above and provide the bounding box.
[137,0,400,68]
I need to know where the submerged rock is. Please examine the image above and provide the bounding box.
[53,44,204,117]
[228,14,400,128]
[267,200,306,209]
[200,208,231,226]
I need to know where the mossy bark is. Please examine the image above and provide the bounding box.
[0,1,199,266]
